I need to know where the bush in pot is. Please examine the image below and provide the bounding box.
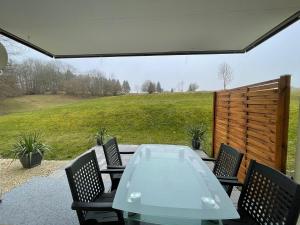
[95,127,108,146]
[187,124,206,150]
[12,132,50,169]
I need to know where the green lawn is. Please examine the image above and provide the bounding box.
[0,95,85,115]
[0,92,298,171]
[0,93,213,160]
[287,91,300,171]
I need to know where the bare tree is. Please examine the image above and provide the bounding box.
[177,81,185,92]
[0,63,22,99]
[218,62,233,90]
[0,57,130,99]
[134,84,140,93]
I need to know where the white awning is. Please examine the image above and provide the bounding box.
[0,0,299,58]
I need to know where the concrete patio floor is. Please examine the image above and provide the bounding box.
[0,145,240,225]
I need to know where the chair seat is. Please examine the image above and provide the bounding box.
[85,211,121,225]
[95,190,116,202]
[111,173,122,180]
[85,191,121,225]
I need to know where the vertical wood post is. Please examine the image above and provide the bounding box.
[276,75,290,172]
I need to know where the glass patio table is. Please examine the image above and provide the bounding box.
[112,144,239,225]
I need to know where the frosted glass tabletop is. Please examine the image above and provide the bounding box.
[113,144,239,223]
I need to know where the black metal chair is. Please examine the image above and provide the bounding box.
[102,137,134,190]
[202,143,244,196]
[221,160,300,225]
[65,150,125,225]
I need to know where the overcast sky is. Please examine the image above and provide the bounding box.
[4,20,300,91]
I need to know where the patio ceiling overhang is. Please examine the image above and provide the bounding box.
[0,0,299,58]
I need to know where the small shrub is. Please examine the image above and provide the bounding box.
[12,132,50,159]
[187,124,206,141]
[95,127,108,145]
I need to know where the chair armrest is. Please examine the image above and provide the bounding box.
[216,176,238,181]
[219,179,243,187]
[101,169,124,174]
[201,157,216,162]
[107,165,126,169]
[119,151,135,154]
[72,201,114,211]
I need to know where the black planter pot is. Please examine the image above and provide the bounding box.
[19,152,43,169]
[192,139,201,150]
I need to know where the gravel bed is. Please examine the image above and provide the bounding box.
[0,158,69,195]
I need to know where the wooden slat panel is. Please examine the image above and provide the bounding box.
[247,104,277,110]
[247,145,276,162]
[247,114,276,124]
[247,122,276,134]
[246,107,277,114]
[212,76,290,181]
[215,119,228,127]
[248,95,279,100]
[228,126,246,134]
[248,83,278,92]
[246,99,278,105]
[247,89,279,97]
[247,130,276,143]
[247,127,276,142]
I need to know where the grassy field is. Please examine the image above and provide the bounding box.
[0,92,298,170]
[0,95,85,115]
[287,91,300,171]
[0,93,213,159]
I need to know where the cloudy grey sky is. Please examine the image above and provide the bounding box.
[4,20,300,91]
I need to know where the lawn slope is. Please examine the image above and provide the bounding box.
[0,93,213,160]
[0,95,84,115]
[0,92,298,171]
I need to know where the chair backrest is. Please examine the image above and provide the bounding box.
[213,144,244,195]
[65,150,105,224]
[213,143,244,177]
[238,160,300,225]
[103,137,123,167]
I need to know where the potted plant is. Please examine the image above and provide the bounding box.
[95,127,107,146]
[187,124,206,150]
[12,132,50,169]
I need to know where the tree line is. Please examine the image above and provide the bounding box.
[139,62,234,93]
[141,80,201,94]
[141,81,163,94]
[0,59,131,99]
[0,57,234,99]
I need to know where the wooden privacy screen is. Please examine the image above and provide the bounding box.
[212,75,290,181]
